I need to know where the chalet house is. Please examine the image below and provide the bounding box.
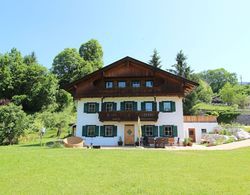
[66,57,218,146]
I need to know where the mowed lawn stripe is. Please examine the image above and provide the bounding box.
[0,146,250,194]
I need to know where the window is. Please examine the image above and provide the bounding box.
[146,80,153,88]
[163,102,171,112]
[118,81,126,88]
[132,81,140,88]
[106,103,113,112]
[164,126,173,137]
[145,102,153,111]
[104,126,113,137]
[201,129,207,134]
[88,103,96,113]
[105,81,113,88]
[145,126,154,137]
[125,102,133,111]
[160,101,175,112]
[86,125,96,137]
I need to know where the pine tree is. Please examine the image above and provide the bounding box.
[148,49,162,68]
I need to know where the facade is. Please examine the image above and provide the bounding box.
[66,56,216,146]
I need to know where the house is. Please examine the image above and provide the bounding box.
[66,56,217,146]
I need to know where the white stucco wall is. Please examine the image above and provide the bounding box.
[183,122,218,143]
[76,96,184,146]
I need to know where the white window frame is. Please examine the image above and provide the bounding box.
[105,81,113,88]
[163,102,171,112]
[106,103,113,112]
[145,102,153,111]
[164,126,173,137]
[201,129,207,134]
[104,126,113,137]
[146,80,153,88]
[118,81,126,88]
[145,125,154,137]
[125,102,133,111]
[132,81,140,88]
[87,125,95,137]
[88,103,96,113]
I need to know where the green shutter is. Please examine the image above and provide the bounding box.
[154,126,158,137]
[95,103,99,112]
[95,126,99,136]
[133,102,137,111]
[141,102,145,111]
[84,103,88,113]
[82,126,86,136]
[171,101,176,112]
[173,125,178,137]
[153,102,157,111]
[113,102,117,111]
[113,126,117,137]
[120,102,125,111]
[141,126,145,136]
[102,103,106,111]
[159,102,163,112]
[100,126,104,136]
[160,126,164,137]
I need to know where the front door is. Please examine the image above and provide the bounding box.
[124,125,135,145]
[188,128,196,142]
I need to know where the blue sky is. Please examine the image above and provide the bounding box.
[1,0,250,81]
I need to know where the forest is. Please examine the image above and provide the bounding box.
[0,40,249,145]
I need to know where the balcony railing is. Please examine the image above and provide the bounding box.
[99,111,159,122]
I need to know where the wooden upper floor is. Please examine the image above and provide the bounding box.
[66,56,198,99]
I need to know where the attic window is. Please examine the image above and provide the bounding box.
[146,80,153,88]
[105,81,113,88]
[132,81,140,88]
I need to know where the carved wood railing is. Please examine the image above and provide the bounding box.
[99,111,159,122]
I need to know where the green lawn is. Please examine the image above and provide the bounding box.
[1,145,250,194]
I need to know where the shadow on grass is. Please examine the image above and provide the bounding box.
[19,143,43,147]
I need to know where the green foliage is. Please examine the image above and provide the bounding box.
[52,48,92,87]
[198,68,238,93]
[33,105,76,137]
[79,39,103,71]
[217,111,240,124]
[183,91,198,115]
[0,103,28,145]
[168,50,193,79]
[148,49,162,68]
[0,48,62,112]
[219,82,250,108]
[196,79,213,103]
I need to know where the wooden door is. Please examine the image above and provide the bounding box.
[188,128,196,142]
[124,125,135,145]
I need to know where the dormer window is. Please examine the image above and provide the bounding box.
[118,81,126,88]
[146,80,153,88]
[132,81,140,88]
[105,81,113,88]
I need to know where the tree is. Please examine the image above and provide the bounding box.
[23,51,37,65]
[220,82,250,108]
[168,50,192,79]
[196,79,213,104]
[0,48,70,112]
[79,39,103,71]
[148,49,162,68]
[52,48,92,87]
[0,103,28,145]
[198,68,238,93]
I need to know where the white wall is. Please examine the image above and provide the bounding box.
[76,96,184,146]
[183,122,218,143]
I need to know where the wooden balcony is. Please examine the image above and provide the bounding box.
[99,111,159,122]
[184,115,217,123]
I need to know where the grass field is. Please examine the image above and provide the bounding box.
[1,145,250,194]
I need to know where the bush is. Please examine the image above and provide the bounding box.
[0,103,29,145]
[217,111,240,123]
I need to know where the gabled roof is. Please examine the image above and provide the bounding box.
[65,56,198,94]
